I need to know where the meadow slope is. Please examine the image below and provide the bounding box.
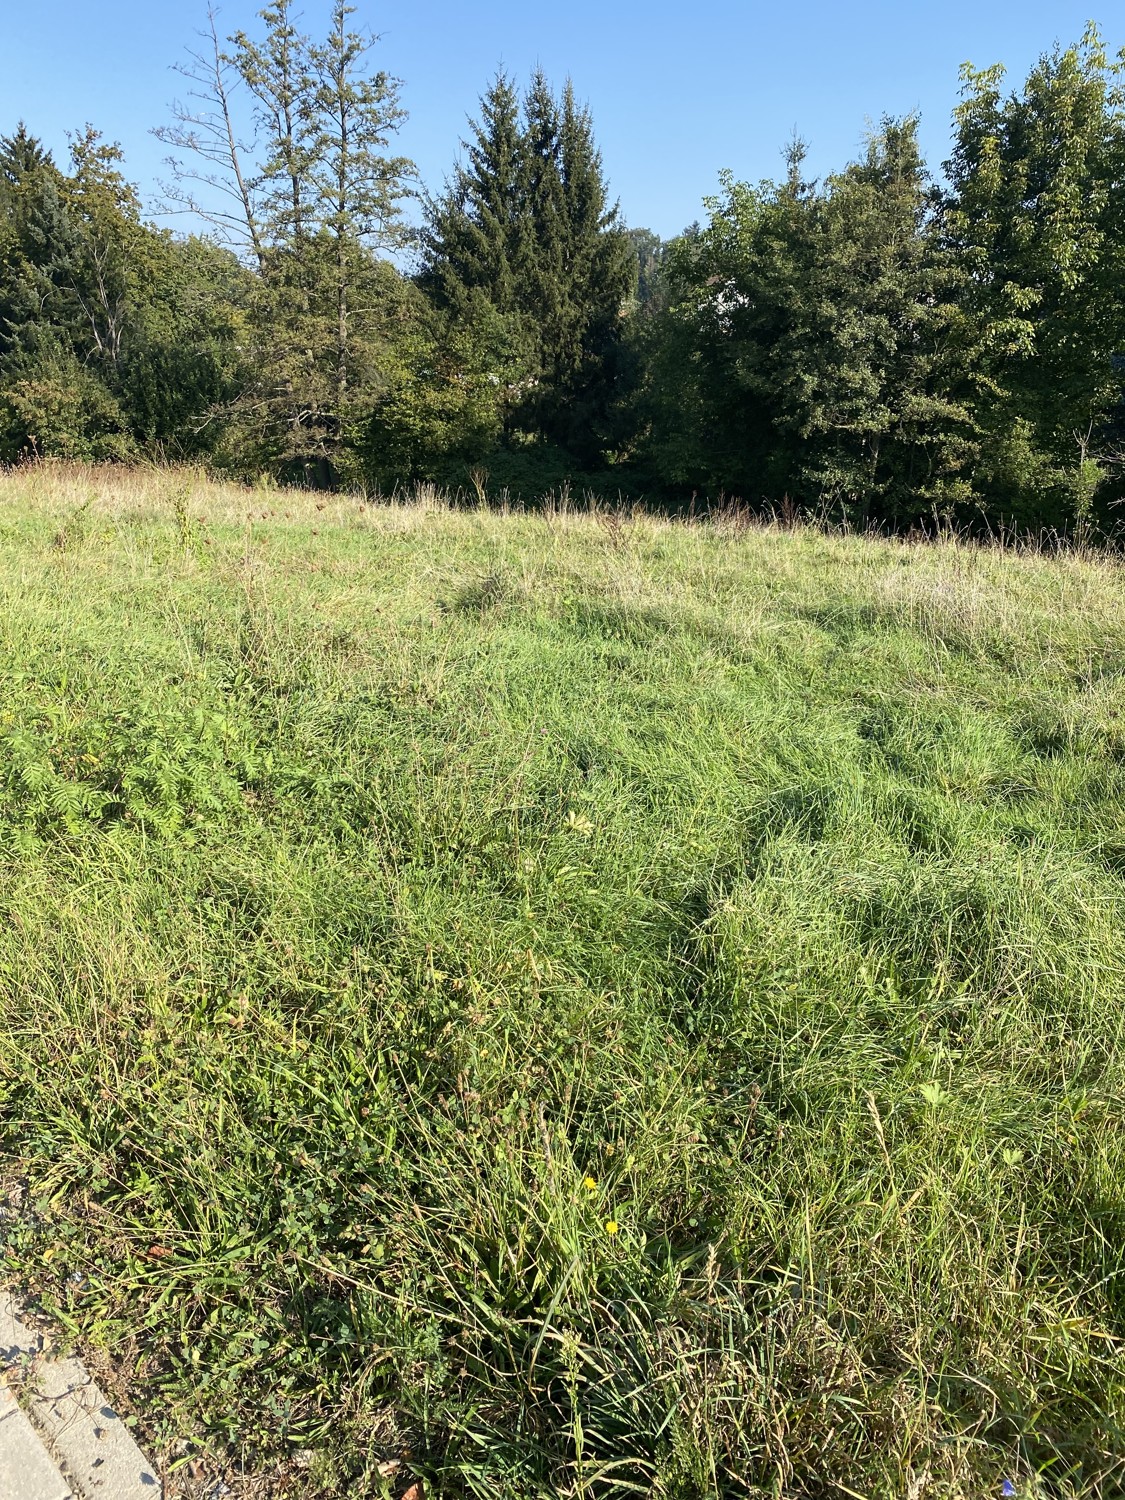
[1,467,1124,1498]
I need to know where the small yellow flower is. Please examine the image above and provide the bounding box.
[583,1177,598,1192]
[604,1219,619,1236]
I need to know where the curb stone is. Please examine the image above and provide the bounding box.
[0,1380,70,1500]
[0,1293,161,1500]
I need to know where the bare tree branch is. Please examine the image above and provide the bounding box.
[152,4,264,265]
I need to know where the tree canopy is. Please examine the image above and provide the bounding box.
[4,13,1125,531]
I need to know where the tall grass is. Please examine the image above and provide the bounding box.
[1,465,1123,1497]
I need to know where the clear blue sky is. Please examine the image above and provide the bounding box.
[1,1,1112,242]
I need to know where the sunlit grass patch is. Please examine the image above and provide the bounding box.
[1,466,1124,1497]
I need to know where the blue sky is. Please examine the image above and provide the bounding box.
[1,1,1113,243]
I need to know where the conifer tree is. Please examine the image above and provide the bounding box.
[0,128,80,360]
[421,71,534,436]
[232,0,316,245]
[309,0,411,405]
[552,80,635,458]
[159,2,414,476]
[521,68,566,380]
[423,70,633,464]
[422,73,525,316]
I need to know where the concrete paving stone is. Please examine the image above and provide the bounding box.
[1,1294,161,1500]
[28,1350,161,1499]
[0,1382,72,1500]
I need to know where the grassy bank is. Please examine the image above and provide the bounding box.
[1,466,1124,1498]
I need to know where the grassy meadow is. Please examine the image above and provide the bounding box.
[1,466,1124,1498]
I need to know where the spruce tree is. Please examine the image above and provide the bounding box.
[423,70,634,465]
[0,129,80,362]
[552,81,635,458]
[422,71,526,318]
[517,71,567,440]
[308,0,411,406]
[421,72,534,436]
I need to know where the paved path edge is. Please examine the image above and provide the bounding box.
[0,1292,161,1500]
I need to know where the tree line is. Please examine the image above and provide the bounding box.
[3,7,1125,531]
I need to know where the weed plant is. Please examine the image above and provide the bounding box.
[1,466,1124,1497]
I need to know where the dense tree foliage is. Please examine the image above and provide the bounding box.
[0,124,245,461]
[944,26,1125,526]
[4,12,1125,530]
[642,124,990,524]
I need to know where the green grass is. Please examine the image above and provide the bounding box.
[1,465,1124,1498]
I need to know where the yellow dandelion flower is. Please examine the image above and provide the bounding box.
[604,1219,619,1236]
[583,1177,598,1192]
